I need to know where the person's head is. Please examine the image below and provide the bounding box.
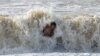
[50,22,56,29]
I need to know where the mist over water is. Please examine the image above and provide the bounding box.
[0,0,100,55]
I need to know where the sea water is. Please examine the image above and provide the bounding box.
[0,0,100,55]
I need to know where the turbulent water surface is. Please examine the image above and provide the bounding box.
[1,0,100,55]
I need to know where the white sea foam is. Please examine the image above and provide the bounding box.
[0,0,100,55]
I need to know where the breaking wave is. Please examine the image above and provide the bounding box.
[0,7,100,54]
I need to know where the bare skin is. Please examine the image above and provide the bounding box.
[42,24,56,37]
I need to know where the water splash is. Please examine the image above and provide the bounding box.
[1,7,100,54]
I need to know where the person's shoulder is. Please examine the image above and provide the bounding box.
[45,24,50,27]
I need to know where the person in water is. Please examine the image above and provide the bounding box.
[42,22,65,50]
[42,22,56,37]
[42,22,63,44]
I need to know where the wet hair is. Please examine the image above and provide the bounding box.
[50,22,56,26]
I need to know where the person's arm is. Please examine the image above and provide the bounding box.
[42,24,49,32]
